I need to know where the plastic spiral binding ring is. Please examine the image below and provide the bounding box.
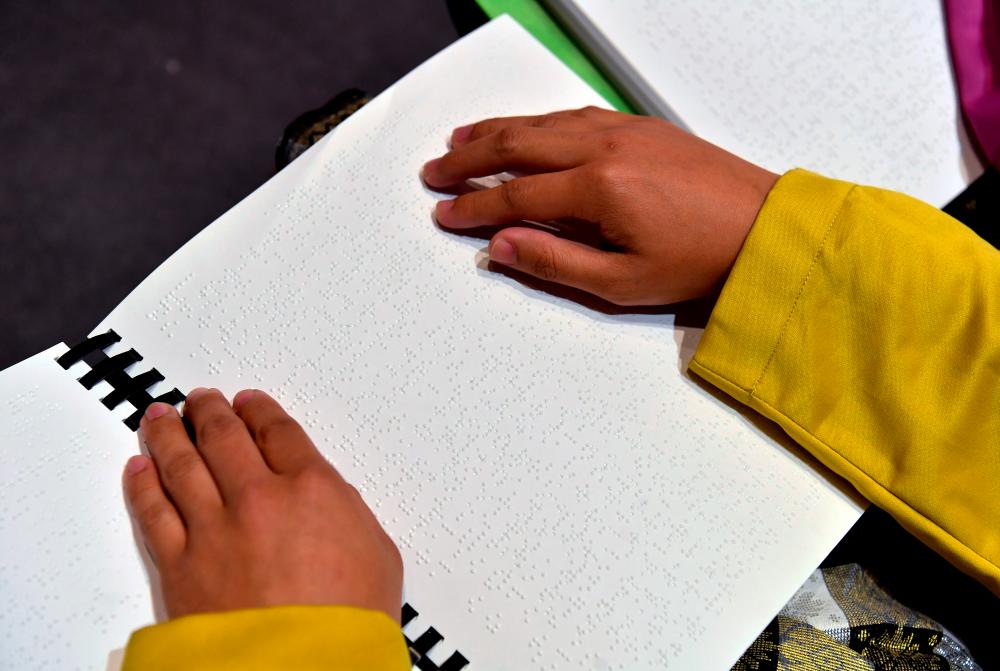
[57,329,186,430]
[402,603,469,670]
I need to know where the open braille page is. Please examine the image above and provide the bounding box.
[545,0,983,206]
[0,346,154,671]
[2,17,862,670]
[101,16,864,668]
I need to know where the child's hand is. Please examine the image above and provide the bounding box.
[122,388,402,622]
[423,106,778,305]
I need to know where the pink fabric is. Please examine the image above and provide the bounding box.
[945,0,1000,167]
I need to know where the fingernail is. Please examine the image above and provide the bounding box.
[451,124,474,145]
[490,238,517,265]
[125,455,149,475]
[434,199,454,224]
[233,389,257,409]
[144,402,172,420]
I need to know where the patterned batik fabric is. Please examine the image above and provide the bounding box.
[732,564,981,671]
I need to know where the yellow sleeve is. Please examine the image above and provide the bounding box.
[120,605,411,671]
[689,169,1000,594]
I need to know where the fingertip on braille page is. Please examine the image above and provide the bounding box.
[144,402,173,421]
[422,158,442,185]
[451,124,474,145]
[125,455,149,475]
[232,389,257,410]
[489,238,517,265]
[435,199,455,224]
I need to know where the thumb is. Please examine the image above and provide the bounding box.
[488,227,632,304]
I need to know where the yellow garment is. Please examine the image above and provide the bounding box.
[121,606,410,670]
[690,168,1000,595]
[121,168,999,667]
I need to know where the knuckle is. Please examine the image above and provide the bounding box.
[532,245,561,281]
[255,417,301,448]
[470,119,497,140]
[587,161,628,195]
[498,179,530,213]
[197,415,243,445]
[162,452,203,484]
[530,115,561,129]
[138,501,173,531]
[128,472,160,498]
[493,127,524,158]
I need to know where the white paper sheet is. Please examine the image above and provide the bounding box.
[0,346,155,671]
[552,0,982,206]
[87,16,863,669]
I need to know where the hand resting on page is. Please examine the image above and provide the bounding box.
[123,388,403,622]
[423,106,779,306]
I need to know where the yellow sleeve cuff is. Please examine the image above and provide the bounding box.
[121,605,411,671]
[690,168,856,399]
[690,168,1000,595]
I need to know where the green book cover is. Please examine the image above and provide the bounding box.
[474,0,634,113]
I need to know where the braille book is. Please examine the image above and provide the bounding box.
[542,0,982,207]
[0,17,863,670]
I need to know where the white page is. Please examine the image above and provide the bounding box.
[0,345,155,671]
[552,0,982,206]
[85,16,863,669]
